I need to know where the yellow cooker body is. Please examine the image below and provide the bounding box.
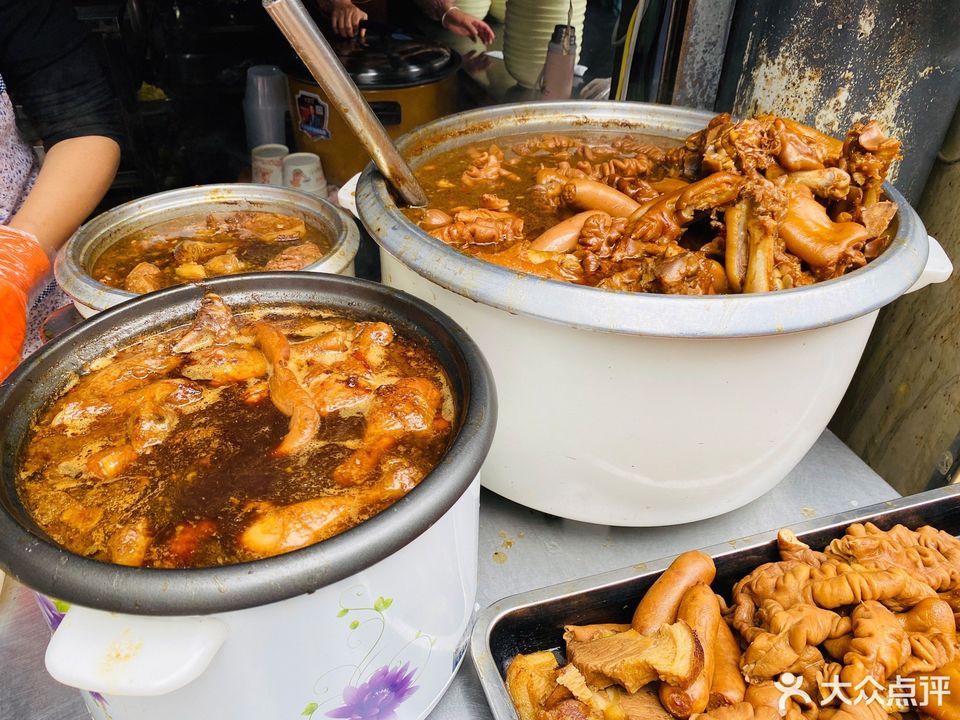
[289,75,458,186]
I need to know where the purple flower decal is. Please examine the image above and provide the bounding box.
[325,663,418,720]
[34,594,65,631]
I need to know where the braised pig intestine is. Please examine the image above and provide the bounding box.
[17,293,454,568]
[408,113,901,295]
[507,521,960,720]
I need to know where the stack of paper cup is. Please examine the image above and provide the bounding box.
[283,152,327,197]
[251,143,288,185]
[244,65,289,149]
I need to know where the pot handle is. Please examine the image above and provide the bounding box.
[906,235,953,294]
[45,605,228,696]
[338,173,361,220]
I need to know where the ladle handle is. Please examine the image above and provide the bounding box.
[263,0,429,208]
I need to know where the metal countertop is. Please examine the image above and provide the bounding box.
[0,431,897,720]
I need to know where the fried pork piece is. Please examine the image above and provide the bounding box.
[894,598,957,675]
[778,183,868,280]
[839,600,910,690]
[823,523,960,593]
[664,112,733,180]
[182,344,268,384]
[239,466,416,558]
[173,292,239,353]
[174,262,207,281]
[619,171,743,257]
[263,241,323,270]
[773,116,843,171]
[724,172,788,293]
[566,621,703,693]
[838,121,902,208]
[124,261,164,293]
[506,651,562,720]
[204,253,246,275]
[564,624,632,644]
[427,208,524,248]
[206,211,307,243]
[256,322,320,457]
[173,239,237,264]
[332,377,445,487]
[702,115,782,174]
[654,251,728,295]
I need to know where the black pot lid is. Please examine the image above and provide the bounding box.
[333,32,456,87]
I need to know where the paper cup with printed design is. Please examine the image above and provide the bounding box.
[251,143,288,185]
[282,152,327,197]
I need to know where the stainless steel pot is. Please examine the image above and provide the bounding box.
[0,273,495,720]
[55,184,361,317]
[355,101,953,526]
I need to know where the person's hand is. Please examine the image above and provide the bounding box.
[0,226,50,381]
[442,7,496,44]
[330,0,367,38]
[461,49,493,73]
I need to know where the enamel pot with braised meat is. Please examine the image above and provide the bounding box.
[0,273,495,720]
[55,184,361,317]
[355,101,953,526]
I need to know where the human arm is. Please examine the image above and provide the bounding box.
[317,0,368,37]
[412,0,496,44]
[0,0,122,377]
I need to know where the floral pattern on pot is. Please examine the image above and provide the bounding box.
[300,587,435,720]
[33,594,112,716]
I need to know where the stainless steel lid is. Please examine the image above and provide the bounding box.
[356,101,931,338]
[331,32,458,88]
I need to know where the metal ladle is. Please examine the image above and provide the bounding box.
[263,0,429,207]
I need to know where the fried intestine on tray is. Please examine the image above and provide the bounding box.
[506,523,960,720]
[413,114,901,295]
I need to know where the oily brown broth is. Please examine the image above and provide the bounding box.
[91,211,333,290]
[404,132,678,239]
[16,305,454,568]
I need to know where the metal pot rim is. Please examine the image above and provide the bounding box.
[0,273,496,615]
[357,100,929,338]
[55,183,361,314]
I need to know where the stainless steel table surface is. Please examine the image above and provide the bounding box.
[0,430,897,720]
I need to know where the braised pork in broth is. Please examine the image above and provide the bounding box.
[17,294,454,568]
[405,114,901,295]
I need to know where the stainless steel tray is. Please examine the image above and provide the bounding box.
[470,484,960,720]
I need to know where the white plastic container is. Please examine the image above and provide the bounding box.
[355,101,954,526]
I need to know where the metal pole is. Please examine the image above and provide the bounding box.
[263,0,429,207]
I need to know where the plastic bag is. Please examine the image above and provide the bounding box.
[0,226,50,380]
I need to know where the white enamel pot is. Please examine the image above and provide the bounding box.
[0,273,497,720]
[353,101,953,527]
[55,184,361,318]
